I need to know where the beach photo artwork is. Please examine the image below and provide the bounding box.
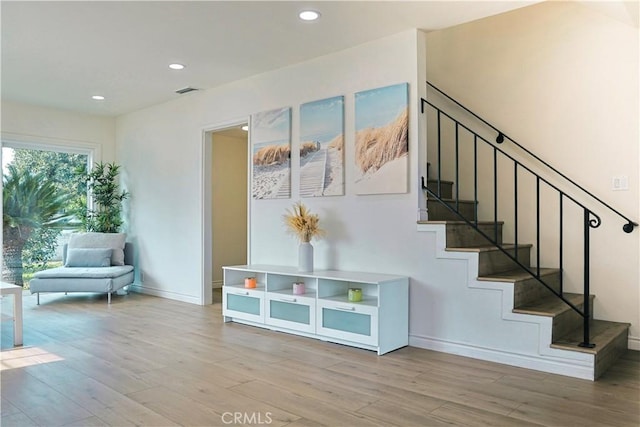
[251,107,291,199]
[354,83,409,195]
[299,96,345,197]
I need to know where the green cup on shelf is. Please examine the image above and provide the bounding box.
[348,288,362,302]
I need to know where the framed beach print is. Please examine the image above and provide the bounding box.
[354,83,409,195]
[251,107,291,199]
[299,96,345,197]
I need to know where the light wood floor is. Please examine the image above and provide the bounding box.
[1,290,638,427]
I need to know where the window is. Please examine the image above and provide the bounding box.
[2,142,93,288]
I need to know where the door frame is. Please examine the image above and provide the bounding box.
[200,118,250,305]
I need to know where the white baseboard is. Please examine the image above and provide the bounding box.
[129,284,201,305]
[629,336,640,351]
[409,334,595,381]
[212,280,223,289]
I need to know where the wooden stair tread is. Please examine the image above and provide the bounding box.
[551,320,630,355]
[478,268,559,283]
[446,243,532,253]
[513,292,587,316]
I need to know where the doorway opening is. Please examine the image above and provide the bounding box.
[203,123,249,304]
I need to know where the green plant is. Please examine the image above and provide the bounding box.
[2,164,71,287]
[82,162,130,233]
[22,227,61,268]
[11,148,88,264]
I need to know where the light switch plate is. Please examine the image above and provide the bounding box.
[612,176,629,191]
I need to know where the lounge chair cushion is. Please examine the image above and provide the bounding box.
[64,248,112,267]
[68,232,126,266]
[33,265,133,279]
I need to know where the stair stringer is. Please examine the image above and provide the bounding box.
[415,222,596,380]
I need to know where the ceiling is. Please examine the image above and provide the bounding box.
[2,1,633,118]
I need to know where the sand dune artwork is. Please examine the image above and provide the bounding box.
[251,107,291,199]
[299,96,345,197]
[354,83,409,195]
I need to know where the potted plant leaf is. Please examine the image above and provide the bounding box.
[81,162,130,233]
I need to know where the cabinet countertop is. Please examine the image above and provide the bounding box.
[223,264,408,284]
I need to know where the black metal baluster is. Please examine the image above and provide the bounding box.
[437,111,442,197]
[559,194,564,295]
[455,123,459,212]
[514,163,518,260]
[474,135,478,228]
[493,147,498,243]
[579,209,595,348]
[536,177,540,278]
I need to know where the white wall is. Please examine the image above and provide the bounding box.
[425,1,639,347]
[1,100,116,160]
[117,30,426,304]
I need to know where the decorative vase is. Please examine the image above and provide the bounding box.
[298,242,313,272]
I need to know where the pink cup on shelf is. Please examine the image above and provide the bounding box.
[292,282,305,295]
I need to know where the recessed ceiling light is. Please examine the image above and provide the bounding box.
[241,125,249,131]
[299,10,320,21]
[92,95,105,101]
[169,63,185,70]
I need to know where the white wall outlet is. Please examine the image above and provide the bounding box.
[612,176,629,191]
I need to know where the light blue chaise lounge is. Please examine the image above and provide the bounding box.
[29,232,134,305]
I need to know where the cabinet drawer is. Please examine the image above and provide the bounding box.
[265,294,316,333]
[223,287,264,323]
[316,300,378,346]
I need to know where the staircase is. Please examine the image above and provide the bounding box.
[419,82,636,380]
[420,175,629,379]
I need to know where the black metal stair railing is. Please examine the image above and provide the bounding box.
[421,82,638,348]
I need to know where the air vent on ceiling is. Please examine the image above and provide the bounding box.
[175,87,198,94]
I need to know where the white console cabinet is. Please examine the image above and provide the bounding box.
[222,265,409,355]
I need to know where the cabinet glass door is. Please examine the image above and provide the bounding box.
[265,295,315,333]
[228,293,260,315]
[271,300,309,324]
[316,301,378,346]
[223,288,264,323]
[322,308,370,336]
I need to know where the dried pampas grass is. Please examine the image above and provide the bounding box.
[253,144,291,166]
[283,202,325,243]
[355,107,408,173]
[300,141,320,158]
[328,134,344,151]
